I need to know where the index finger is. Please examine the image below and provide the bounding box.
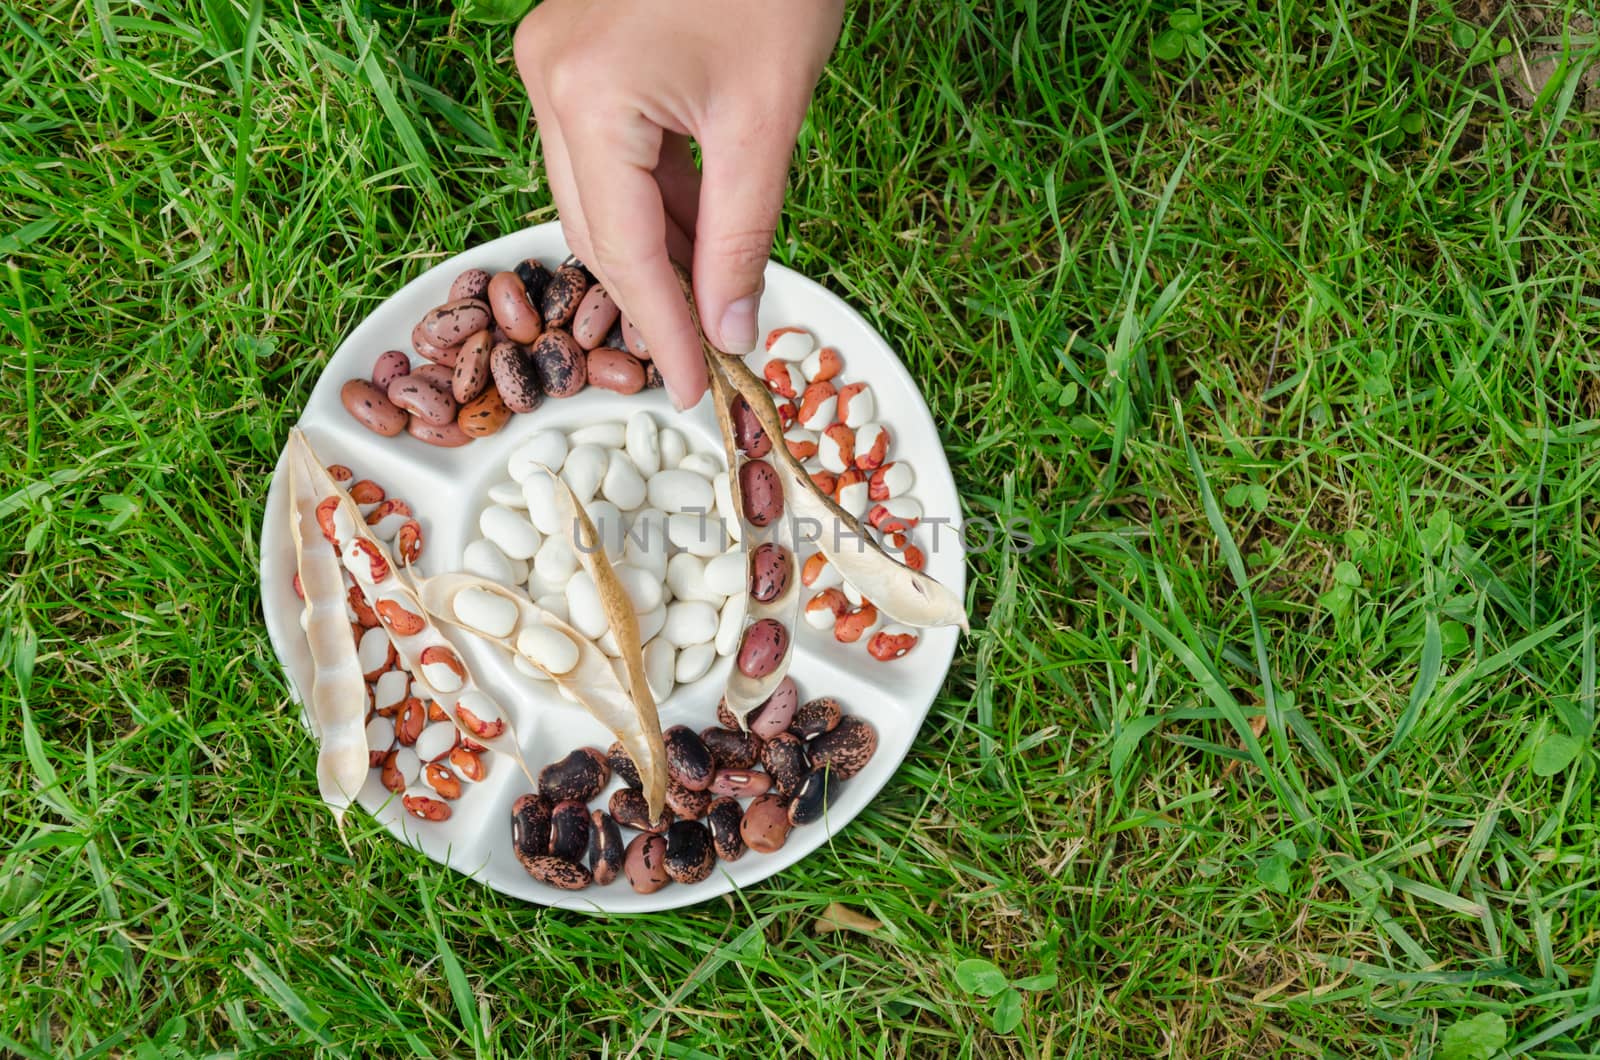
[565,112,708,411]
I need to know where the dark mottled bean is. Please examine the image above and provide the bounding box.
[588,811,624,886]
[540,263,589,329]
[790,696,842,739]
[341,379,406,436]
[548,799,591,863]
[522,855,591,890]
[663,726,714,792]
[604,316,627,352]
[510,793,552,861]
[538,747,610,803]
[663,820,716,884]
[706,798,746,862]
[609,787,674,833]
[666,778,713,820]
[644,361,663,389]
[607,740,641,789]
[760,732,810,798]
[700,726,763,771]
[749,542,792,603]
[515,258,553,304]
[739,793,793,854]
[624,832,671,893]
[532,330,587,398]
[807,715,878,780]
[489,339,544,413]
[788,766,833,826]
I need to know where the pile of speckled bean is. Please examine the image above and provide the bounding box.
[340,258,660,446]
[510,676,877,892]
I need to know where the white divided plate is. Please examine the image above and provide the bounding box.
[258,223,965,912]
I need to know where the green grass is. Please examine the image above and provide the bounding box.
[4,0,1600,1054]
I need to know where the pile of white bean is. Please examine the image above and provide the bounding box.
[465,412,747,703]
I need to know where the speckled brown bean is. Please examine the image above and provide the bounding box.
[624,832,671,894]
[388,375,457,427]
[663,820,716,884]
[731,396,771,457]
[548,800,591,863]
[572,285,620,349]
[807,715,878,779]
[666,778,713,820]
[523,855,592,890]
[458,386,511,437]
[451,330,493,403]
[760,732,810,798]
[700,727,763,771]
[413,363,454,392]
[514,258,552,300]
[539,747,611,803]
[488,271,542,344]
[588,811,624,885]
[788,767,833,826]
[609,788,674,833]
[540,262,589,328]
[586,347,645,395]
[407,417,472,447]
[341,379,406,436]
[511,793,553,861]
[607,740,642,789]
[489,340,544,413]
[622,315,649,360]
[749,542,792,603]
[705,798,746,862]
[739,459,783,527]
[423,299,493,348]
[718,676,798,739]
[449,268,491,302]
[737,619,790,679]
[411,321,459,367]
[791,696,842,739]
[739,793,793,854]
[708,769,773,799]
[663,726,715,791]
[372,350,411,390]
[533,330,588,398]
[645,362,664,389]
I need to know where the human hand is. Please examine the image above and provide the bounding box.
[514,0,844,410]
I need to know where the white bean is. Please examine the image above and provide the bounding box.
[532,534,578,587]
[565,571,608,639]
[414,721,457,763]
[601,452,647,510]
[507,430,568,482]
[667,512,728,557]
[526,569,569,601]
[665,552,718,604]
[703,548,747,598]
[453,587,518,638]
[516,624,579,675]
[561,444,608,506]
[661,600,718,647]
[365,714,394,751]
[357,626,391,674]
[676,452,723,480]
[487,479,526,508]
[715,592,747,656]
[568,422,625,449]
[636,602,667,644]
[513,654,552,681]
[614,564,665,613]
[626,411,661,476]
[535,593,570,624]
[521,474,565,535]
[583,499,625,561]
[643,638,675,703]
[621,509,669,579]
[658,428,687,470]
[675,642,715,683]
[480,505,542,560]
[645,469,715,515]
[712,473,740,542]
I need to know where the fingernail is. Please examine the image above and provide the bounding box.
[718,295,760,355]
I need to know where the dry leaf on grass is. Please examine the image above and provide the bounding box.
[814,903,883,935]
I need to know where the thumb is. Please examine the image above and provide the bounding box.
[692,123,796,355]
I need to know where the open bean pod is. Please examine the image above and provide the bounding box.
[670,265,965,631]
[286,440,370,824]
[706,362,802,728]
[412,570,670,825]
[290,430,533,786]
